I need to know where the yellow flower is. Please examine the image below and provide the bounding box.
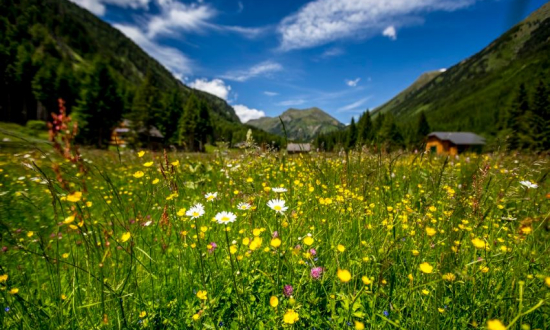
[412,250,420,256]
[471,238,487,249]
[121,232,131,243]
[270,296,279,307]
[242,237,250,246]
[361,276,372,285]
[442,273,456,282]
[252,228,261,236]
[137,151,145,157]
[230,245,237,254]
[303,236,314,246]
[337,244,346,252]
[9,288,19,295]
[438,308,445,313]
[196,290,207,300]
[545,277,550,287]
[283,310,299,324]
[66,191,82,202]
[419,262,433,274]
[425,227,437,236]
[139,311,147,318]
[355,321,365,330]
[171,160,180,166]
[408,274,414,281]
[337,269,352,283]
[62,253,69,259]
[0,274,7,282]
[27,231,34,238]
[270,238,281,248]
[133,171,144,179]
[86,201,93,207]
[192,313,200,321]
[152,178,160,184]
[421,289,429,295]
[487,319,506,330]
[249,237,262,251]
[521,226,532,234]
[143,162,153,167]
[64,215,75,224]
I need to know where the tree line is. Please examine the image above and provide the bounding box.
[315,80,550,153]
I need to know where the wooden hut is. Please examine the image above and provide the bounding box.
[426,132,485,156]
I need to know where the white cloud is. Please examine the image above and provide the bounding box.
[70,0,150,15]
[321,47,344,58]
[277,99,305,107]
[345,78,361,87]
[337,97,371,112]
[189,78,232,100]
[233,104,266,123]
[264,91,279,96]
[382,25,397,40]
[278,0,476,51]
[223,61,283,82]
[114,24,192,76]
[147,2,215,38]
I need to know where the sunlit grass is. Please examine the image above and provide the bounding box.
[0,144,549,329]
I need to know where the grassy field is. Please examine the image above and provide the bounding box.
[0,132,549,329]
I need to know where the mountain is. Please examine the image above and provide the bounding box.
[371,2,550,135]
[0,0,284,147]
[247,107,345,141]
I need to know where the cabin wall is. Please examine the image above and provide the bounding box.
[426,137,458,155]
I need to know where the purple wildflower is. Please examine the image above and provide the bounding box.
[283,285,293,297]
[310,267,324,279]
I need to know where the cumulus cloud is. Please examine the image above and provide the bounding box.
[382,25,397,40]
[345,78,361,87]
[189,78,232,100]
[222,61,283,82]
[278,0,477,51]
[114,24,192,77]
[337,97,371,112]
[70,0,150,15]
[233,104,266,123]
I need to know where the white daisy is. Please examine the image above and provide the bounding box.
[215,211,237,225]
[267,199,288,214]
[519,181,538,189]
[237,202,251,210]
[205,192,218,202]
[186,203,205,219]
[272,187,288,193]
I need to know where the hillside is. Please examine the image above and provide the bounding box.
[371,2,550,135]
[247,107,345,141]
[0,0,283,147]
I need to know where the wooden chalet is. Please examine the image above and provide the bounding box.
[426,132,485,156]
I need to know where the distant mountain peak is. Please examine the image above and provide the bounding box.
[248,107,344,141]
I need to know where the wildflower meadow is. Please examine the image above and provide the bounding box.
[0,126,549,329]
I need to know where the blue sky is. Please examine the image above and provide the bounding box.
[71,0,547,123]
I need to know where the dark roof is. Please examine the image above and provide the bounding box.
[287,143,311,152]
[428,132,485,145]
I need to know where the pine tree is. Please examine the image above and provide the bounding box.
[346,117,358,149]
[506,83,530,150]
[378,114,403,150]
[416,111,431,146]
[531,80,550,150]
[196,99,213,152]
[130,72,162,135]
[72,59,123,148]
[162,89,185,144]
[357,110,372,146]
[178,93,200,151]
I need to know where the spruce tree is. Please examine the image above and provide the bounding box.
[72,59,123,148]
[506,83,530,150]
[162,89,185,144]
[357,110,372,146]
[178,93,200,151]
[416,111,430,145]
[531,80,550,150]
[346,117,358,149]
[379,114,403,150]
[196,99,213,152]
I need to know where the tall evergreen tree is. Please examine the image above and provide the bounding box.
[130,72,162,133]
[531,79,550,150]
[178,93,200,151]
[72,59,123,148]
[378,114,403,150]
[162,89,185,144]
[346,117,358,149]
[506,83,530,150]
[416,111,431,145]
[357,110,372,146]
[196,99,213,152]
